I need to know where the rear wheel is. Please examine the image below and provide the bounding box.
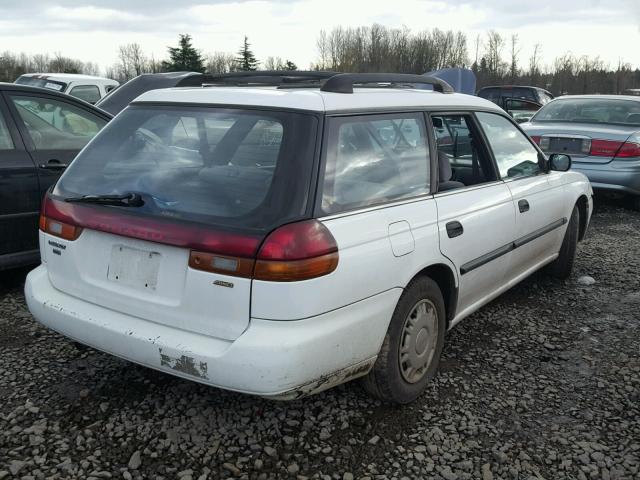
[547,206,579,279]
[362,277,446,404]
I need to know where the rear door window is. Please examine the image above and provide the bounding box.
[320,113,430,214]
[54,106,318,231]
[9,95,107,150]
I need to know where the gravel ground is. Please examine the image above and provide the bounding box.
[1,198,638,480]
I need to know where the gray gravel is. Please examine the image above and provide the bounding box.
[1,198,639,480]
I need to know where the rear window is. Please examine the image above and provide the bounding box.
[15,76,67,92]
[69,85,101,103]
[53,105,318,232]
[532,98,640,126]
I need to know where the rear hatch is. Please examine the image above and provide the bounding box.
[46,104,318,341]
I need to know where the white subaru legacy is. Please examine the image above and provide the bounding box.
[25,73,593,404]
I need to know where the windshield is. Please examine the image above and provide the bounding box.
[54,105,318,232]
[15,75,67,92]
[532,98,640,126]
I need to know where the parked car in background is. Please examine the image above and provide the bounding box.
[26,72,592,404]
[0,83,112,270]
[477,85,554,123]
[15,74,119,104]
[522,95,640,210]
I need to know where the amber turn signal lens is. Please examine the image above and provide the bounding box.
[189,251,255,278]
[40,215,83,241]
[254,252,339,282]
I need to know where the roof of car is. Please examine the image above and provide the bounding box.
[552,94,640,102]
[19,73,118,84]
[0,82,113,117]
[134,86,502,113]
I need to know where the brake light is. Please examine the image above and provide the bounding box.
[530,136,541,145]
[615,141,640,158]
[254,220,339,281]
[590,139,623,157]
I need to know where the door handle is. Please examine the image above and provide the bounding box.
[446,221,464,238]
[39,159,68,170]
[518,199,530,213]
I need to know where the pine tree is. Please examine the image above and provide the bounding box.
[236,36,259,71]
[161,34,205,73]
[284,60,297,71]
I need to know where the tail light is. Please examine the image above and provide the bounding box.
[530,136,541,145]
[40,215,83,241]
[590,139,640,158]
[614,141,640,158]
[254,220,339,282]
[189,220,339,281]
[40,197,83,241]
[41,196,338,282]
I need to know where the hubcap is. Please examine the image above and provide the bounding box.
[399,299,438,384]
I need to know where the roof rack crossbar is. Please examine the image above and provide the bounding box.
[320,73,454,94]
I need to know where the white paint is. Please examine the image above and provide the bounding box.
[24,89,594,397]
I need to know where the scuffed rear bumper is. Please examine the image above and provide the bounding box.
[25,265,400,399]
[573,158,640,196]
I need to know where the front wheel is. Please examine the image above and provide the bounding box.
[362,277,446,404]
[547,206,579,279]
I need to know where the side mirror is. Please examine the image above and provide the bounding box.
[549,153,571,172]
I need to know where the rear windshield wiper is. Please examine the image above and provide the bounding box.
[64,192,144,207]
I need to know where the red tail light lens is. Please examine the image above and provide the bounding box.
[590,139,623,157]
[615,141,640,158]
[254,220,339,281]
[530,136,541,145]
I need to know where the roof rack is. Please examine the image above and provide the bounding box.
[201,71,339,87]
[320,73,454,94]
[199,71,454,94]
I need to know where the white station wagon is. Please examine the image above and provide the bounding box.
[26,72,593,404]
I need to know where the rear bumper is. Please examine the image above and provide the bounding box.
[25,265,400,399]
[572,159,640,196]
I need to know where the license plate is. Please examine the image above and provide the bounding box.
[107,245,161,290]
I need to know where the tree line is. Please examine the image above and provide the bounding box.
[1,27,638,95]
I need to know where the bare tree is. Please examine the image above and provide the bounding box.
[509,34,520,82]
[529,43,541,83]
[205,52,236,74]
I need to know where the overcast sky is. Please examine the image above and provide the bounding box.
[0,0,638,72]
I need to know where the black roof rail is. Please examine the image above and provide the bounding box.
[320,73,454,94]
[202,71,340,87]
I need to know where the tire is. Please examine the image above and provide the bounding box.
[547,205,579,279]
[362,276,446,404]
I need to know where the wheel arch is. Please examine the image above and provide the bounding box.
[409,263,458,327]
[576,194,589,241]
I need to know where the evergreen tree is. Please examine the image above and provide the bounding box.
[284,60,297,71]
[236,36,259,71]
[161,34,205,73]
